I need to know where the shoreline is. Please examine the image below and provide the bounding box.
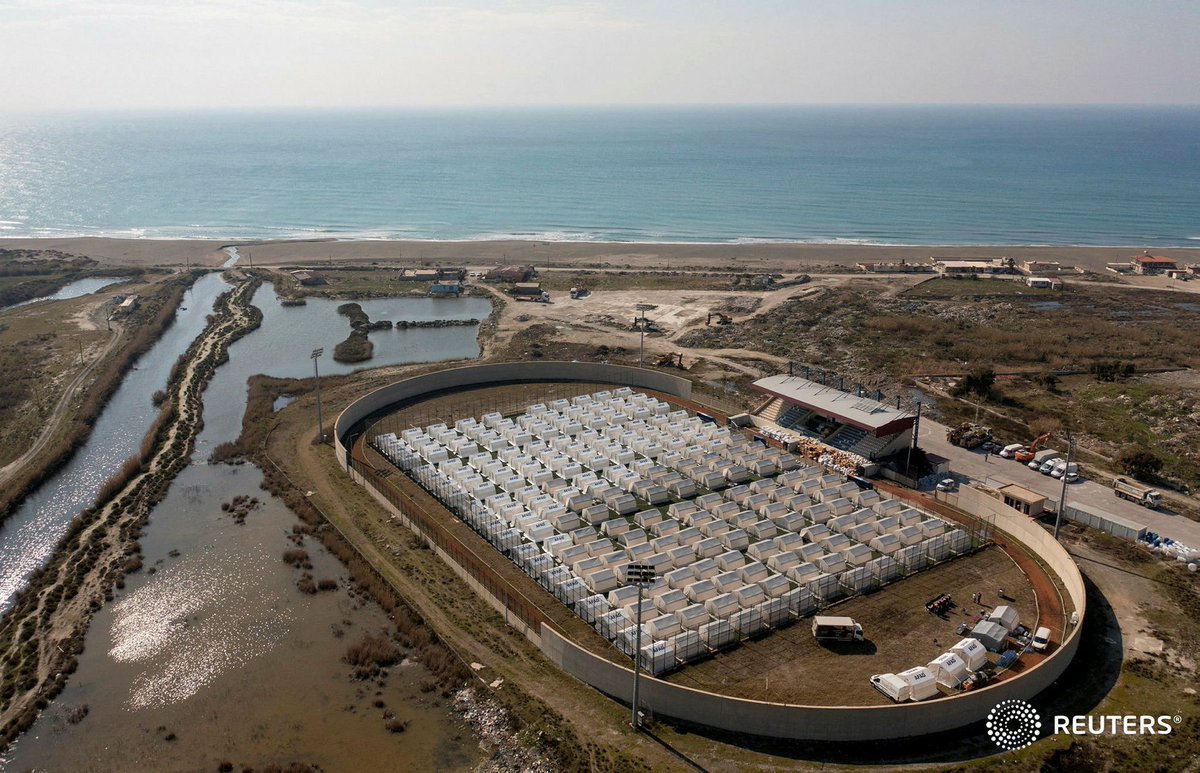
[4,236,1200,273]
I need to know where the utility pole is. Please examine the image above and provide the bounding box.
[626,563,657,731]
[311,347,325,443]
[1053,431,1074,540]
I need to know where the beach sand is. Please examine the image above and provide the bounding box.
[2,236,1198,273]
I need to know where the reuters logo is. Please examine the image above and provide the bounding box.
[987,699,1042,751]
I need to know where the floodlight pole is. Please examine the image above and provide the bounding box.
[627,563,656,730]
[1053,432,1074,540]
[311,347,325,443]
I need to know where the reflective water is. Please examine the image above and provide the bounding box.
[195,285,489,450]
[3,466,477,772]
[1,283,487,770]
[0,272,230,611]
[3,276,130,310]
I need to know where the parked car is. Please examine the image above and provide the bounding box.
[1038,459,1059,474]
[1031,626,1052,651]
[936,478,958,492]
[999,443,1025,458]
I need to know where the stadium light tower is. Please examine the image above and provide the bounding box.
[311,347,325,443]
[626,562,657,730]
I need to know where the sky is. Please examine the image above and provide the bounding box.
[1,0,1198,111]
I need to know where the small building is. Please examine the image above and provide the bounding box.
[486,265,534,283]
[401,268,440,282]
[511,282,544,296]
[430,282,463,297]
[437,267,466,281]
[996,483,1046,517]
[1130,254,1177,275]
[1025,276,1063,290]
[1020,260,1065,275]
[289,270,326,286]
[116,294,139,312]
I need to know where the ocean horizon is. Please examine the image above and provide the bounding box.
[1,105,1198,247]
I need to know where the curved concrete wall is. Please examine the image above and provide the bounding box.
[333,361,693,469]
[540,506,1084,741]
[333,361,1083,742]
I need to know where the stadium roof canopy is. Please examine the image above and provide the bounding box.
[751,375,916,435]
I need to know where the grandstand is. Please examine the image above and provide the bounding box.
[750,375,917,464]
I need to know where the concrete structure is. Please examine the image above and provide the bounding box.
[401,268,440,281]
[856,261,933,274]
[1020,260,1067,275]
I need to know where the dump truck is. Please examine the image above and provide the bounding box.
[514,291,550,303]
[1113,476,1163,509]
[812,615,864,642]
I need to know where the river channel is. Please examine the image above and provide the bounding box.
[1,278,489,771]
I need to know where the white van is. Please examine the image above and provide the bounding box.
[1031,626,1052,651]
[999,443,1025,458]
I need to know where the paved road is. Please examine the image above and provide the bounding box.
[919,416,1200,548]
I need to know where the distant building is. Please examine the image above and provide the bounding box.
[430,282,463,296]
[510,282,543,296]
[856,261,933,274]
[486,265,534,283]
[1130,254,1177,275]
[1025,276,1063,290]
[931,257,1015,276]
[116,294,139,312]
[289,270,326,286]
[436,267,466,281]
[1019,260,1066,275]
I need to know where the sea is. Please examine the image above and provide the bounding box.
[0,105,1197,247]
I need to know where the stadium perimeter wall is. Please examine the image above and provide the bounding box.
[333,362,1084,742]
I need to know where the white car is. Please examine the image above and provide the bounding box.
[1049,460,1069,478]
[999,443,1025,458]
[1031,626,1052,651]
[935,478,958,492]
[1038,459,1058,474]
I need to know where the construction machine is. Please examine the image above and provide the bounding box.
[946,422,993,449]
[706,311,733,325]
[1013,433,1052,463]
[655,352,686,369]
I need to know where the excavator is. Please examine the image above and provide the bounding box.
[706,311,733,325]
[1013,433,1052,464]
[655,352,686,369]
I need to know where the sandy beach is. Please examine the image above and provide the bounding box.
[3,236,1199,273]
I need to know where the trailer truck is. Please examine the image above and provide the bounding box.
[1113,477,1163,509]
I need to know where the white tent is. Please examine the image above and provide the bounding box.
[897,666,940,701]
[951,637,989,671]
[988,605,1021,633]
[970,620,1009,652]
[927,652,969,688]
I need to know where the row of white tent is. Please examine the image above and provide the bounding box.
[372,389,977,674]
[872,606,1024,702]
